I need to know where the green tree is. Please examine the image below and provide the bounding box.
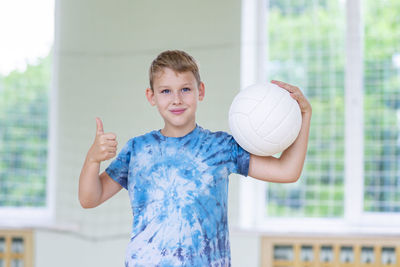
[0,54,51,207]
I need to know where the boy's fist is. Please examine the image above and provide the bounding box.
[87,117,118,163]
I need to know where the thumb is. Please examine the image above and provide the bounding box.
[95,117,104,135]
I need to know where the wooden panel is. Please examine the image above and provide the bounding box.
[261,235,400,267]
[0,230,33,267]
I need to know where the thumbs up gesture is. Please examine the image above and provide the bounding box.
[87,117,118,163]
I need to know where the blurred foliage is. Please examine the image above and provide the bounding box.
[267,0,400,217]
[0,54,51,206]
[363,0,400,212]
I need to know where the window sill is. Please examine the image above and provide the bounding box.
[231,218,400,237]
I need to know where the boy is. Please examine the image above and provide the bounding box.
[79,50,312,266]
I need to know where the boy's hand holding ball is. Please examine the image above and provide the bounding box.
[87,117,118,163]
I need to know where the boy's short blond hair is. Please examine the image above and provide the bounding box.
[149,50,201,90]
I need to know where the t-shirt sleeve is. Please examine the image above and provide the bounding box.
[105,139,132,190]
[229,135,250,176]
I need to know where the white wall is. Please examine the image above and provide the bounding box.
[35,0,260,266]
[35,229,127,267]
[35,230,259,267]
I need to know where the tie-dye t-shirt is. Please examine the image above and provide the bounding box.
[105,125,250,267]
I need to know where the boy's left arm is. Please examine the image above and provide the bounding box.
[248,80,312,183]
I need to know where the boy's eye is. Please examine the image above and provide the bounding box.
[161,89,170,94]
[182,87,191,92]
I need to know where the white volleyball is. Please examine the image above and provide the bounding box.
[229,83,302,156]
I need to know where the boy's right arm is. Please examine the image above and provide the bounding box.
[78,118,122,209]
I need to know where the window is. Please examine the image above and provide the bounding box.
[0,230,33,267]
[240,0,400,231]
[0,0,54,224]
[363,0,400,213]
[265,0,345,218]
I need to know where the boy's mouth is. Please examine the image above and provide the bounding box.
[170,108,186,115]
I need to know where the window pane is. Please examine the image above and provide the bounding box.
[0,237,5,253]
[11,237,24,254]
[363,0,400,212]
[266,0,345,217]
[0,0,53,207]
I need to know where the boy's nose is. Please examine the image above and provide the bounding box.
[172,91,183,104]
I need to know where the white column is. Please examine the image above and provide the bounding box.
[344,0,364,224]
[239,0,268,228]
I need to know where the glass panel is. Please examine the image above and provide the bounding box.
[300,245,313,262]
[266,0,345,218]
[0,259,4,267]
[363,0,400,212]
[361,247,375,264]
[381,247,396,264]
[340,246,354,263]
[11,238,24,254]
[0,238,5,253]
[274,245,294,261]
[11,259,24,267]
[320,246,333,262]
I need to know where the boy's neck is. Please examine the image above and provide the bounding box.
[160,123,197,137]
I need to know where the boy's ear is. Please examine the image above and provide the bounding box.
[198,82,205,101]
[145,88,156,106]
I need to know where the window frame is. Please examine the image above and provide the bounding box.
[240,0,400,234]
[0,0,58,227]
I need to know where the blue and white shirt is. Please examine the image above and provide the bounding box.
[106,125,250,267]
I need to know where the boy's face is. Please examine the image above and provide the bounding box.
[146,68,205,135]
